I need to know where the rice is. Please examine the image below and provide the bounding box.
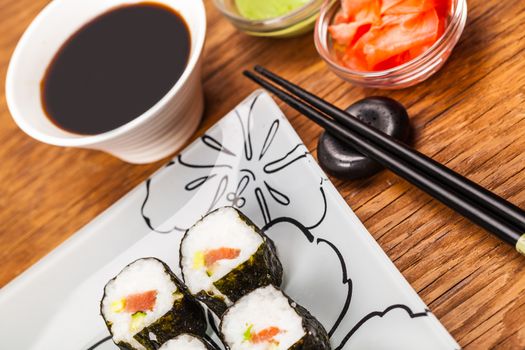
[221,285,305,350]
[158,334,210,350]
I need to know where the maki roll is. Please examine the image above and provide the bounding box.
[101,258,207,350]
[158,334,218,350]
[220,285,331,350]
[180,207,282,316]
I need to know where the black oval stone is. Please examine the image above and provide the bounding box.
[317,96,410,180]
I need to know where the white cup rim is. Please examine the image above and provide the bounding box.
[5,0,207,147]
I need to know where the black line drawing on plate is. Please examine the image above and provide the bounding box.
[262,218,433,350]
[335,305,431,350]
[316,238,353,337]
[141,179,186,233]
[141,93,326,231]
[86,335,111,350]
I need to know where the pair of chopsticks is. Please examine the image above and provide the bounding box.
[244,66,525,256]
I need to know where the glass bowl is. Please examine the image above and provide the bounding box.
[314,0,468,89]
[213,0,324,38]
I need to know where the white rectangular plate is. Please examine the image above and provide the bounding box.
[0,90,459,350]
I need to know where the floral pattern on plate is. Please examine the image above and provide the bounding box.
[136,90,459,350]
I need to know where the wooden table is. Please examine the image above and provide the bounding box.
[0,0,524,348]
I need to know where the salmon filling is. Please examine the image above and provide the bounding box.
[111,290,158,314]
[124,290,158,313]
[205,247,241,267]
[244,325,282,344]
[193,247,242,276]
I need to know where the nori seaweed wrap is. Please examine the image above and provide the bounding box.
[100,258,207,350]
[180,207,283,316]
[220,285,331,350]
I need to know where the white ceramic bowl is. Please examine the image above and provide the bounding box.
[6,0,207,164]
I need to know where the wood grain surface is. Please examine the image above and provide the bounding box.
[0,0,524,348]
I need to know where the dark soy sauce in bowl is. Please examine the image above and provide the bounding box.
[41,2,191,135]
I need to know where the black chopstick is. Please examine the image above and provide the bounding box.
[243,69,525,255]
[253,65,525,233]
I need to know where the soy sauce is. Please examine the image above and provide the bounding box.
[41,2,191,135]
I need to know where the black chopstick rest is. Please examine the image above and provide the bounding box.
[318,96,410,180]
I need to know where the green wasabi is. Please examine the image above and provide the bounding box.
[235,0,311,20]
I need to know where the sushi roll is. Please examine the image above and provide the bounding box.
[158,334,217,350]
[220,285,331,350]
[180,207,283,316]
[101,258,207,350]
